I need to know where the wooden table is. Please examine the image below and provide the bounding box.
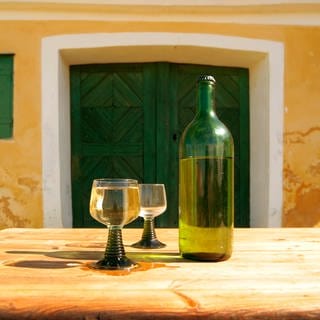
[0,228,319,319]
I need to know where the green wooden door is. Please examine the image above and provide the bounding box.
[70,62,249,228]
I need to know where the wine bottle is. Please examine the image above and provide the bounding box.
[179,75,234,261]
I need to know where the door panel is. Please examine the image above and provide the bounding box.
[70,62,249,227]
[170,64,249,227]
[71,64,155,227]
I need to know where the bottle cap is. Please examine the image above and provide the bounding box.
[198,75,216,84]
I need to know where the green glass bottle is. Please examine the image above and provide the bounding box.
[179,75,234,261]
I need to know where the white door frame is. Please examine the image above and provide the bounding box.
[41,32,284,227]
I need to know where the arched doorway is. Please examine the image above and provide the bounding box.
[41,32,284,227]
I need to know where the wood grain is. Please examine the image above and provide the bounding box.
[0,228,319,319]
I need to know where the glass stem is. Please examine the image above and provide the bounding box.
[142,218,157,242]
[104,227,125,260]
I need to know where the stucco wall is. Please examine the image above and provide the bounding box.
[0,2,320,227]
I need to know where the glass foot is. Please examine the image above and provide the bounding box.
[132,217,166,249]
[91,256,137,270]
[132,238,166,249]
[93,227,138,270]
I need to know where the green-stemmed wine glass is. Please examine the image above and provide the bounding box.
[89,178,140,270]
[132,184,167,249]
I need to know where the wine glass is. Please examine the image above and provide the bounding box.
[132,184,167,249]
[89,178,140,270]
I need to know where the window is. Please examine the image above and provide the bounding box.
[0,54,14,139]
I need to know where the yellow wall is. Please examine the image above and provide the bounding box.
[0,4,320,227]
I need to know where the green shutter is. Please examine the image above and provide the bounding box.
[0,54,14,139]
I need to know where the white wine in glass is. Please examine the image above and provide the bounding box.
[89,178,140,270]
[132,184,167,249]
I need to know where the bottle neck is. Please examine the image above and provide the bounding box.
[197,81,216,117]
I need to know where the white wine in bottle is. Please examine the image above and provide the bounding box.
[179,75,234,261]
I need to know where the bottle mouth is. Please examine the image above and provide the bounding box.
[198,75,216,84]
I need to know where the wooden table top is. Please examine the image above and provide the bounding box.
[0,228,319,319]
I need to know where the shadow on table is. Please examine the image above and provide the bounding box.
[2,259,83,269]
[4,250,190,270]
